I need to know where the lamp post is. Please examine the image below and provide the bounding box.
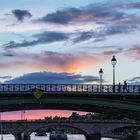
[0,112,3,140]
[111,56,117,92]
[99,68,103,92]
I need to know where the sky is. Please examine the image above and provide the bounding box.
[0,0,140,120]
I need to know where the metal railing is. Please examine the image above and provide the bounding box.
[1,119,139,124]
[0,84,139,93]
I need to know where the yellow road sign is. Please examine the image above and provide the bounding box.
[33,89,43,99]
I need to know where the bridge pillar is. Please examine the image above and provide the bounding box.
[87,133,101,140]
[15,133,29,140]
[121,135,140,140]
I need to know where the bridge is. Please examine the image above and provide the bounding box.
[0,119,140,140]
[0,84,139,116]
[0,84,140,140]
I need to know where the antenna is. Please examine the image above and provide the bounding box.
[21,111,26,120]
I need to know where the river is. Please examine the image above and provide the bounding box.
[0,134,118,140]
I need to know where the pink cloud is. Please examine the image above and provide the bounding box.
[0,51,103,73]
[127,46,140,59]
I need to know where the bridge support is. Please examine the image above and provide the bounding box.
[87,133,101,140]
[121,135,140,140]
[15,133,29,140]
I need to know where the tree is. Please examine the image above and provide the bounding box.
[69,112,80,120]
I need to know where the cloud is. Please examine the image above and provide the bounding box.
[5,71,99,84]
[3,24,137,48]
[34,1,140,46]
[1,50,17,57]
[38,8,77,24]
[101,48,123,56]
[0,76,12,79]
[127,46,140,60]
[12,9,32,22]
[28,51,102,73]
[37,2,125,25]
[2,1,140,48]
[104,25,138,35]
[3,40,38,49]
[73,31,94,44]
[127,76,140,85]
[72,25,138,44]
[30,51,101,73]
[122,2,140,9]
[0,19,100,33]
[0,51,102,73]
[38,8,95,24]
[37,1,140,26]
[3,31,69,49]
[33,31,68,43]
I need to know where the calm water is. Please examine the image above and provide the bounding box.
[0,134,117,140]
[31,135,115,140]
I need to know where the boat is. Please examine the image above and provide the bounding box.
[49,131,67,140]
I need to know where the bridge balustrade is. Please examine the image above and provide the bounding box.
[0,84,139,93]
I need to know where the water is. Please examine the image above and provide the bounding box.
[0,134,15,140]
[31,137,115,140]
[31,133,86,140]
[0,134,116,140]
[30,133,117,140]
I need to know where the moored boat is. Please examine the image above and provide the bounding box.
[50,131,67,140]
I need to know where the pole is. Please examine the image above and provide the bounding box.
[100,76,102,86]
[100,75,102,92]
[0,113,3,140]
[113,64,115,92]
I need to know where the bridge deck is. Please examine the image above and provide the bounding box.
[0,84,139,116]
[0,84,139,94]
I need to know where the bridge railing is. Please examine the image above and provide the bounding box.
[0,84,139,93]
[1,119,139,124]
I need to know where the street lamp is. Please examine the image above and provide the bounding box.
[0,112,3,140]
[111,56,117,92]
[99,68,103,92]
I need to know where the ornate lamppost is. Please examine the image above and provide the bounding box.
[111,56,117,92]
[99,68,103,92]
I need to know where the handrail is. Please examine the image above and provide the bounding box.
[0,84,139,93]
[0,119,139,124]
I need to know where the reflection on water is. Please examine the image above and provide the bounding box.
[0,134,117,140]
[0,134,15,140]
[30,133,116,140]
[102,138,118,140]
[30,133,85,140]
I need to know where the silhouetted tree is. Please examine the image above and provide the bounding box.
[69,112,80,120]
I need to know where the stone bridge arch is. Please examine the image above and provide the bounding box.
[27,124,91,140]
[109,125,140,133]
[100,123,140,134]
[2,121,140,140]
[4,122,101,140]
